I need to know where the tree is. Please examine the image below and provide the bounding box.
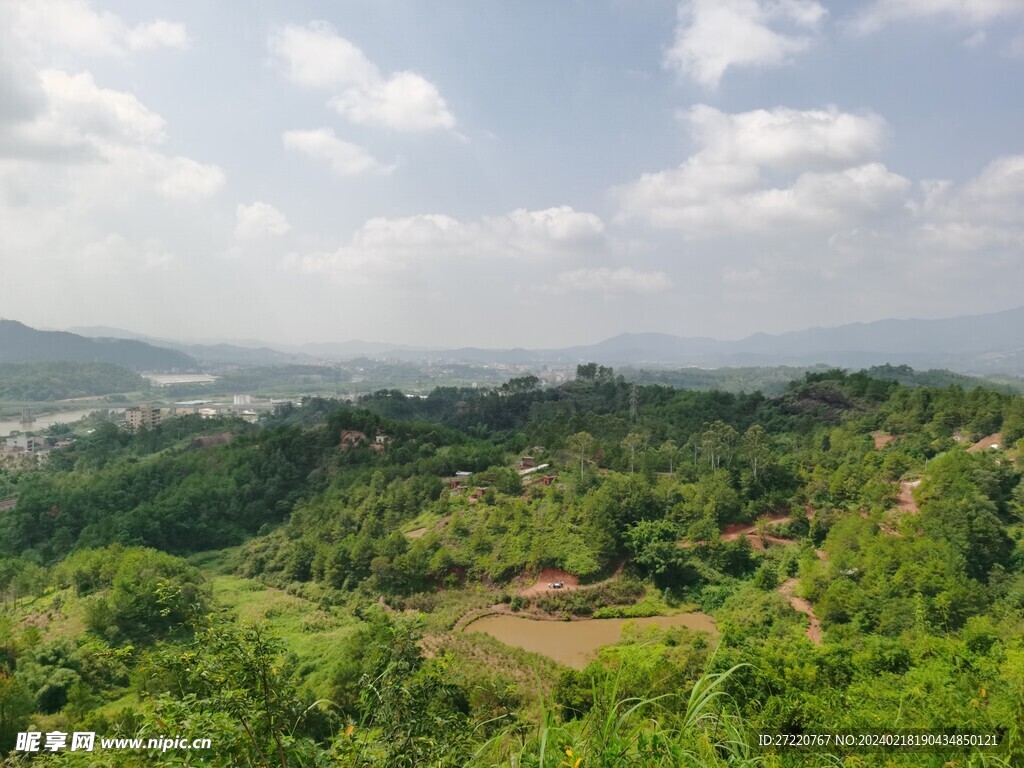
[141,616,330,767]
[0,670,33,747]
[659,439,680,475]
[699,421,740,471]
[566,431,597,479]
[741,424,770,483]
[620,432,648,473]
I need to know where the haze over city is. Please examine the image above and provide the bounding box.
[2,0,1023,347]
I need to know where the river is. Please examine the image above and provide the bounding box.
[0,408,124,437]
[464,612,717,669]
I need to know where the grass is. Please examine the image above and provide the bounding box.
[205,572,360,698]
[8,587,88,643]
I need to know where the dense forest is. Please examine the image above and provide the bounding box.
[0,366,1022,766]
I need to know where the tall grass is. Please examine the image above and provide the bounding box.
[473,662,771,768]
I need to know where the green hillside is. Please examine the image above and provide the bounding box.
[1,367,1022,766]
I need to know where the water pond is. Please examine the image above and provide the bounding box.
[464,612,717,669]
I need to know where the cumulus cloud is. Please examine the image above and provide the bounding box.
[666,0,827,88]
[0,70,224,204]
[617,104,907,237]
[284,206,607,284]
[282,128,395,176]
[270,22,455,132]
[235,202,291,239]
[10,0,187,57]
[851,0,1024,34]
[686,104,887,170]
[37,70,167,145]
[912,155,1024,251]
[552,268,673,295]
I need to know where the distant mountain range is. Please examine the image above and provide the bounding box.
[12,304,1024,375]
[1,320,195,370]
[382,306,1024,374]
[66,326,414,367]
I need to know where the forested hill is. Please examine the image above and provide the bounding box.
[0,319,196,370]
[0,361,148,401]
[0,366,1022,766]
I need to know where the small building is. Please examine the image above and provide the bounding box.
[520,455,536,469]
[340,430,368,450]
[125,404,161,430]
[3,434,44,453]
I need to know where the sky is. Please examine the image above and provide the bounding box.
[1,0,1023,348]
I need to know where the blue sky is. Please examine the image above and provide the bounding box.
[2,0,1023,347]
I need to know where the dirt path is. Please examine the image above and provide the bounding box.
[897,479,920,514]
[720,512,791,540]
[518,568,581,597]
[967,433,1002,453]
[778,578,822,645]
[517,561,626,598]
[722,514,797,550]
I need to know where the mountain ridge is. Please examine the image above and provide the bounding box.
[41,304,1024,375]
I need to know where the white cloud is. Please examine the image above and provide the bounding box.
[236,202,291,239]
[687,104,887,170]
[0,69,224,205]
[666,0,826,88]
[851,0,1024,34]
[270,22,455,132]
[282,128,395,176]
[553,268,673,295]
[285,206,607,284]
[37,70,167,145]
[11,0,187,58]
[328,71,457,132]
[617,104,906,237]
[149,155,224,202]
[80,233,174,270]
[912,154,1024,251]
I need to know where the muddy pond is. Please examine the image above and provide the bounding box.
[464,612,717,669]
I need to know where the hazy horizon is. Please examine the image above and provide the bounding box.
[2,1,1023,348]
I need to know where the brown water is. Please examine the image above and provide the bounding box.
[0,408,123,437]
[464,612,717,668]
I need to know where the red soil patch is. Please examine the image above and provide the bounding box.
[967,433,1003,453]
[405,527,428,539]
[679,514,796,550]
[778,578,822,645]
[870,431,896,450]
[519,568,581,597]
[720,512,791,540]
